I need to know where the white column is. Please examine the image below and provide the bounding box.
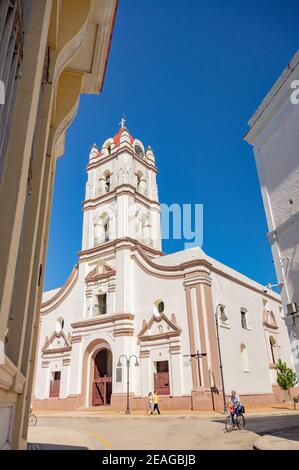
[170,352,183,396]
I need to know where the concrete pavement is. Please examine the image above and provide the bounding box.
[254,435,299,450]
[28,426,95,450]
[27,410,299,450]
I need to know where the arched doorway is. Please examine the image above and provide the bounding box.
[92,348,112,406]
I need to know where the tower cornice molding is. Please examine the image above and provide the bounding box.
[82,184,160,211]
[78,237,163,263]
[86,145,158,173]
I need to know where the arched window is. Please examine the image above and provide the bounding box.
[134,144,144,158]
[96,294,107,316]
[55,317,64,332]
[136,171,142,191]
[141,213,151,244]
[269,336,279,364]
[219,305,228,324]
[103,138,114,155]
[240,343,250,372]
[104,170,111,192]
[106,143,112,155]
[94,212,110,245]
[104,220,109,242]
[241,309,248,329]
[136,170,147,195]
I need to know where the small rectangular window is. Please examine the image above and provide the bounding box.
[156,361,169,373]
[97,294,107,315]
[241,311,247,329]
[219,305,228,323]
[53,371,61,381]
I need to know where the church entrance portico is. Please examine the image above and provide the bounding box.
[92,348,112,405]
[82,338,113,408]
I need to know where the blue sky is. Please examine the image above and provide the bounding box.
[44,0,299,291]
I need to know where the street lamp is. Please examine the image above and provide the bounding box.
[117,354,139,414]
[215,304,227,413]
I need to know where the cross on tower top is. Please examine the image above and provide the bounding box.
[119,114,126,129]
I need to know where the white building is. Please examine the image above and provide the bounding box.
[245,50,299,378]
[33,123,295,411]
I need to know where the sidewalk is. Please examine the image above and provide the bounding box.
[33,406,299,420]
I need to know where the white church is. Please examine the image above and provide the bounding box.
[33,122,295,411]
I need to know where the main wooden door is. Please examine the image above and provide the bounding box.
[92,349,112,406]
[154,361,170,395]
[49,371,61,398]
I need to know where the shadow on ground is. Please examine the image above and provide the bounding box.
[214,414,299,441]
[27,443,88,450]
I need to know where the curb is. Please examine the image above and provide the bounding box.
[253,434,299,450]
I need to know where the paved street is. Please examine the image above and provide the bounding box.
[27,412,299,450]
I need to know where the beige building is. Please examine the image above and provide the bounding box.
[0,0,117,450]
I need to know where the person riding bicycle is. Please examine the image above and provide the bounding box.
[229,390,242,424]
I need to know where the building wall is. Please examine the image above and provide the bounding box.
[0,0,118,450]
[33,244,295,411]
[245,50,299,378]
[211,270,293,395]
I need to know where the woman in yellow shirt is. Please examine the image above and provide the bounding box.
[151,390,161,415]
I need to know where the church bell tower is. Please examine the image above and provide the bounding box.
[81,118,162,258]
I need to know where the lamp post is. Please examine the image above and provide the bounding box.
[117,354,139,414]
[215,304,227,413]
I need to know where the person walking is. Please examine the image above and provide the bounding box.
[151,390,161,415]
[146,392,153,415]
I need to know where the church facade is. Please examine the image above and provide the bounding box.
[33,124,295,411]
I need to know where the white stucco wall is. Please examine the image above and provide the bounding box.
[245,51,299,377]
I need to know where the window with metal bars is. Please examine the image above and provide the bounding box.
[0,0,30,180]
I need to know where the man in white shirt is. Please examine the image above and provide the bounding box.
[230,390,242,424]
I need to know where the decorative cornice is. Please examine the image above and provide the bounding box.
[138,312,182,343]
[41,265,79,314]
[132,247,212,280]
[139,331,181,342]
[42,330,72,355]
[263,321,278,331]
[139,350,150,358]
[113,328,134,337]
[71,335,83,344]
[71,313,134,329]
[78,237,163,262]
[42,346,72,355]
[53,19,89,88]
[85,265,116,284]
[86,144,158,173]
[0,355,17,391]
[52,87,80,150]
[82,184,160,211]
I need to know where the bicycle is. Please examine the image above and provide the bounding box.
[28,408,37,426]
[225,411,245,432]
